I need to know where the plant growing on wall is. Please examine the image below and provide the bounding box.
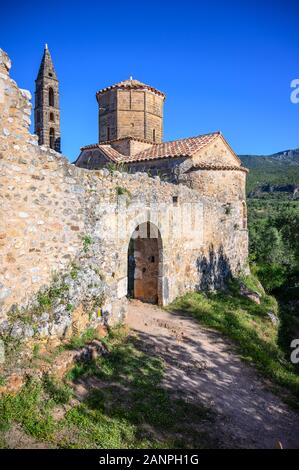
[82,235,93,253]
[116,186,131,198]
[224,203,232,215]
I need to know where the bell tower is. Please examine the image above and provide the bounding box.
[34,44,61,152]
[96,78,165,143]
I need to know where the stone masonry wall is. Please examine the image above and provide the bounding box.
[0,48,248,345]
[98,88,164,143]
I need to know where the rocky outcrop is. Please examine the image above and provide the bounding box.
[248,184,299,199]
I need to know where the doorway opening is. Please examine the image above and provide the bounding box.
[127,221,162,304]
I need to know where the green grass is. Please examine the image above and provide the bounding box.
[169,280,299,402]
[64,327,99,350]
[239,272,265,295]
[0,325,216,449]
[62,326,215,448]
[0,379,58,439]
[42,375,73,405]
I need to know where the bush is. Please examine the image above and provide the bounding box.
[254,263,288,292]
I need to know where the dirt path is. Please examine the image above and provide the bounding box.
[126,300,299,449]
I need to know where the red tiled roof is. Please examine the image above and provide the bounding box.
[122,132,221,163]
[78,132,245,169]
[96,145,122,162]
[78,144,122,162]
[81,136,154,149]
[96,78,165,99]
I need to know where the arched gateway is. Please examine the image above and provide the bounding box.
[127,221,163,305]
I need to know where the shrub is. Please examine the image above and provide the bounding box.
[116,186,131,198]
[82,235,93,253]
[255,263,288,292]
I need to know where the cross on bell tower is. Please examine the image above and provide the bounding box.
[34,44,61,152]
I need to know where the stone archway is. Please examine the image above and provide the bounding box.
[127,221,163,304]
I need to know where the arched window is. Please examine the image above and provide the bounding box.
[49,112,55,122]
[48,87,54,107]
[153,129,156,142]
[49,128,55,149]
[242,201,247,229]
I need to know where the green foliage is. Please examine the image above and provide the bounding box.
[238,271,263,294]
[253,263,287,292]
[107,162,126,174]
[0,379,57,439]
[37,293,51,310]
[0,435,6,449]
[91,293,105,311]
[42,374,73,405]
[247,200,299,292]
[37,283,69,312]
[70,263,79,280]
[7,308,33,327]
[0,335,23,371]
[169,286,299,401]
[116,186,131,198]
[32,344,40,358]
[82,235,93,253]
[107,162,117,173]
[65,327,99,350]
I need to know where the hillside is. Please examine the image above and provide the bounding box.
[239,149,299,198]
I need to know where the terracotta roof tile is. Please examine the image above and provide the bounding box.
[95,145,122,162]
[96,78,165,99]
[78,132,246,170]
[81,136,154,149]
[122,132,220,162]
[80,133,221,163]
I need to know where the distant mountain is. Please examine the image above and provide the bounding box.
[240,149,299,167]
[239,149,299,198]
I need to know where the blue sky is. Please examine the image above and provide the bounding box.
[1,0,299,160]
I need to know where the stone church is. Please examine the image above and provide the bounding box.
[75,77,247,187]
[0,45,249,341]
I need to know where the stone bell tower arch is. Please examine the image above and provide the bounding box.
[34,44,61,152]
